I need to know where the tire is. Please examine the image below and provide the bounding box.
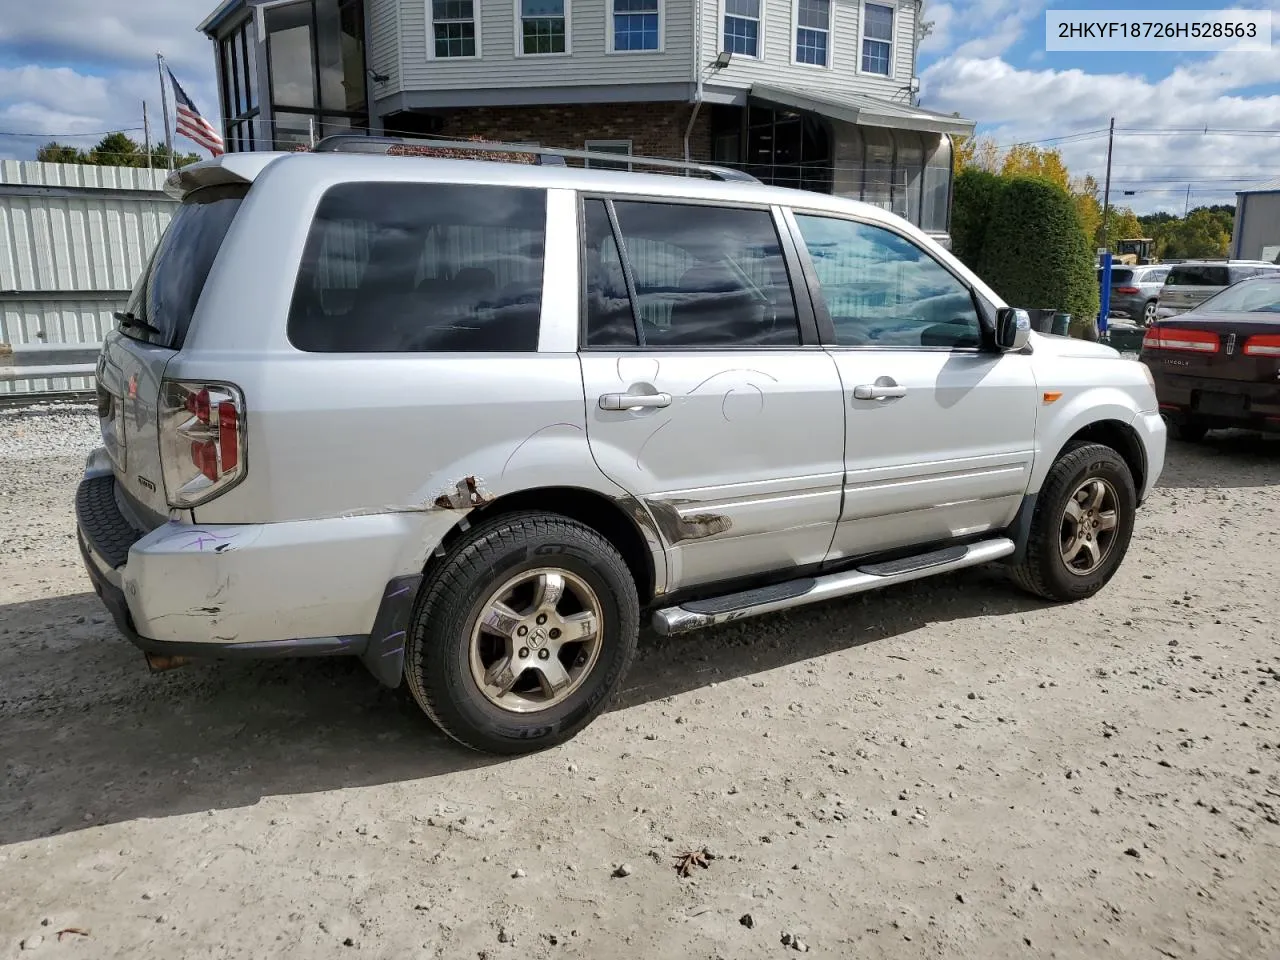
[1168,419,1208,443]
[1011,443,1137,603]
[404,511,639,755]
[1142,300,1158,326]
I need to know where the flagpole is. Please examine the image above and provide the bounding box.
[157,52,175,171]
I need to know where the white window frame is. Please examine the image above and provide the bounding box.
[719,0,764,61]
[514,0,573,57]
[857,0,896,78]
[607,0,664,54]
[426,0,481,60]
[585,139,634,171]
[791,0,832,69]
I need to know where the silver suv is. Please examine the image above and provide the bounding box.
[76,138,1167,754]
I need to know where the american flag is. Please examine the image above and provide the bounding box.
[168,68,223,156]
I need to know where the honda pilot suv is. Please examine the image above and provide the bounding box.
[77,138,1167,754]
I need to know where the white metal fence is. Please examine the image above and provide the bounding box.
[0,160,175,395]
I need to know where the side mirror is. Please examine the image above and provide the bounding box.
[994,307,1032,351]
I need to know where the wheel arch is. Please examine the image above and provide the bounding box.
[1007,417,1146,565]
[422,485,665,606]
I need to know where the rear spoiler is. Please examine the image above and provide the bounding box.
[163,153,287,201]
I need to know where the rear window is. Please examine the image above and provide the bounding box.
[1165,265,1230,287]
[1105,268,1134,286]
[287,182,547,353]
[121,184,246,349]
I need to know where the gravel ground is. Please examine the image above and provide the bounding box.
[1,406,1278,959]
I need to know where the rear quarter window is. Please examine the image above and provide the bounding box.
[1165,265,1230,287]
[122,184,247,349]
[287,182,547,352]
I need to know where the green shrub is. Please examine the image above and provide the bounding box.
[977,175,1099,332]
[950,169,1005,269]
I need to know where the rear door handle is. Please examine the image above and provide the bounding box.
[599,392,673,411]
[853,383,907,401]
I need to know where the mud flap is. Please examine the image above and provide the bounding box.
[359,574,423,688]
[1003,494,1038,566]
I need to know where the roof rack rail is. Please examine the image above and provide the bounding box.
[311,134,760,184]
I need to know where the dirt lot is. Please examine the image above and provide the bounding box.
[1,406,1278,960]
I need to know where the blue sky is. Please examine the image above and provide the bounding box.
[1,0,1278,212]
[916,0,1280,211]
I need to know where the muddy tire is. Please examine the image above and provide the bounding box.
[404,511,639,755]
[1011,443,1137,603]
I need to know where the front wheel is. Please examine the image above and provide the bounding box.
[404,512,639,755]
[1011,443,1137,602]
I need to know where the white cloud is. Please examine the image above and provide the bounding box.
[918,2,954,55]
[921,51,1280,212]
[0,0,219,159]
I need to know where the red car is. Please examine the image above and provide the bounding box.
[1139,274,1280,441]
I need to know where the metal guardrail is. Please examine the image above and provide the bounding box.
[0,342,102,383]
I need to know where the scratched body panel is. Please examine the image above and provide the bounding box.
[579,350,845,589]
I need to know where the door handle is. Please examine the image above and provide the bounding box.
[599,391,673,411]
[853,383,907,401]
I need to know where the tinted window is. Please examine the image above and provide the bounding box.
[583,200,637,347]
[1104,268,1134,286]
[287,182,546,352]
[1197,277,1280,313]
[122,184,246,350]
[1166,265,1230,287]
[597,200,800,347]
[794,214,981,348]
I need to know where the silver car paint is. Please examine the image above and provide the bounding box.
[90,150,1165,648]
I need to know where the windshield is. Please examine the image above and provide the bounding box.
[1165,265,1230,287]
[121,184,247,349]
[1195,277,1280,314]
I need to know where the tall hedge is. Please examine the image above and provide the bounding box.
[976,175,1099,332]
[950,169,1005,270]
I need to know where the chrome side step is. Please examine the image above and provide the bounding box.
[651,537,1015,636]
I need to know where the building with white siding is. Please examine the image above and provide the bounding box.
[198,0,973,241]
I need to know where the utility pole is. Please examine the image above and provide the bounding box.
[1184,183,1192,217]
[1100,116,1115,251]
[143,100,152,168]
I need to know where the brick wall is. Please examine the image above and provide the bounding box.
[422,102,713,163]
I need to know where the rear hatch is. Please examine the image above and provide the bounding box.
[98,181,249,525]
[1145,314,1280,384]
[1160,264,1230,313]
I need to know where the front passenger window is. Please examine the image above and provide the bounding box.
[794,214,982,348]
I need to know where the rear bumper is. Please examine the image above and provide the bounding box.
[1150,371,1280,432]
[74,455,423,685]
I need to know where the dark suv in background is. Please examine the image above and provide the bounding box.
[1103,264,1169,326]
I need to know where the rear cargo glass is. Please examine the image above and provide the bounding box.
[1165,265,1229,287]
[120,184,247,349]
[287,182,547,353]
[1107,269,1134,285]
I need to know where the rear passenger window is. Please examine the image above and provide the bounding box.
[584,199,800,347]
[288,182,546,352]
[794,214,981,348]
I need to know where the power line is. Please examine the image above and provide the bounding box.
[0,127,145,138]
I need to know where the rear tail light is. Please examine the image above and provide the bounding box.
[1115,286,1140,295]
[159,381,246,507]
[1142,328,1220,353]
[1243,334,1280,357]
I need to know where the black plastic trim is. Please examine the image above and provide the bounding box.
[681,578,816,615]
[358,574,424,688]
[857,544,968,577]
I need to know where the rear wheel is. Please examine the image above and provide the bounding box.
[1011,443,1137,602]
[404,512,639,755]
[1142,300,1158,325]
